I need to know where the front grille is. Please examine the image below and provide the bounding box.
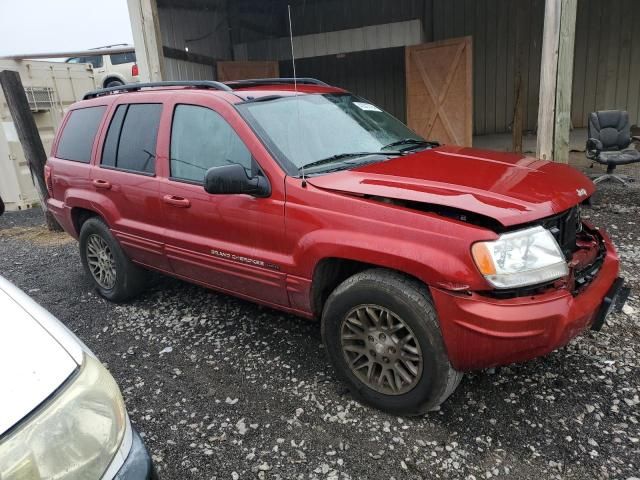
[541,206,580,258]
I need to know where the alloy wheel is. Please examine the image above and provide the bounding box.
[340,304,423,395]
[86,234,117,289]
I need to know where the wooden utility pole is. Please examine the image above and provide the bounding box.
[127,0,165,82]
[0,70,61,230]
[536,0,578,162]
[536,0,562,161]
[553,0,578,163]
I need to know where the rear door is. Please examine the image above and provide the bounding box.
[158,95,288,306]
[90,100,170,270]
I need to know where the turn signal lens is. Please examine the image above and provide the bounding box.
[471,242,496,275]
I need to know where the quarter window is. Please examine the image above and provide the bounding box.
[170,104,252,183]
[101,103,162,174]
[56,106,106,163]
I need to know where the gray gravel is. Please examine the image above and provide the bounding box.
[0,188,639,480]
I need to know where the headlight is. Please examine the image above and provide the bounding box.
[0,354,127,480]
[471,225,568,289]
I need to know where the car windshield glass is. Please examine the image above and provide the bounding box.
[237,93,427,175]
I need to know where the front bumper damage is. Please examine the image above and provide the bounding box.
[433,224,626,371]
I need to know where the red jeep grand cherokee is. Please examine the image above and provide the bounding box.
[46,79,623,415]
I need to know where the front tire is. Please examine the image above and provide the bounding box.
[321,269,461,415]
[79,217,147,302]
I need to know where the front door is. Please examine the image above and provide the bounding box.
[158,99,288,306]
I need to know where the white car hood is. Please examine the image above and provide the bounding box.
[0,284,81,436]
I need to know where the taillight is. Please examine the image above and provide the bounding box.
[131,63,139,77]
[44,165,53,196]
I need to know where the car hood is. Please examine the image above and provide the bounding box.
[0,278,82,436]
[306,145,594,227]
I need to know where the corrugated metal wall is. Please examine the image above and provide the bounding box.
[156,0,640,134]
[431,0,545,135]
[431,0,640,133]
[224,0,547,134]
[164,57,216,80]
[572,0,640,128]
[280,47,407,121]
[158,3,229,80]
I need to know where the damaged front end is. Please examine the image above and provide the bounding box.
[367,195,621,306]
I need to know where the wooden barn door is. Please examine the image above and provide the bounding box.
[216,61,279,81]
[406,37,473,146]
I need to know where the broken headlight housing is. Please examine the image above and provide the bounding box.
[471,225,568,289]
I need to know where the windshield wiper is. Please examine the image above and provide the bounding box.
[381,138,439,151]
[299,151,402,172]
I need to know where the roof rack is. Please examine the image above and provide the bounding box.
[224,78,329,89]
[82,80,232,100]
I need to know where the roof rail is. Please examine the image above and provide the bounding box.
[82,80,232,100]
[224,78,329,89]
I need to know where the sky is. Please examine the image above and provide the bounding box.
[0,0,134,56]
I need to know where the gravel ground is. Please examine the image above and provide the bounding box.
[1,187,639,480]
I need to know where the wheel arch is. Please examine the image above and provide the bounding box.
[102,74,126,87]
[310,257,428,319]
[70,207,104,236]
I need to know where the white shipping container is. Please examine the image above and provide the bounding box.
[0,60,98,211]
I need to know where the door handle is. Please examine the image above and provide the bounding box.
[163,194,191,208]
[92,179,111,189]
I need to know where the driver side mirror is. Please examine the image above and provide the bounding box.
[204,164,270,197]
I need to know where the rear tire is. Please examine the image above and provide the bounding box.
[321,269,461,415]
[79,217,147,302]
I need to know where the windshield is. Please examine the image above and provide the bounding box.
[237,93,427,175]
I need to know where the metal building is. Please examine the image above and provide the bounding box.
[128,0,640,160]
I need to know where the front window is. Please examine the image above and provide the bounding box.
[170,104,253,182]
[237,93,428,175]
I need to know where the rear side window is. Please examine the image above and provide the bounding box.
[101,103,162,174]
[110,52,136,65]
[56,106,106,163]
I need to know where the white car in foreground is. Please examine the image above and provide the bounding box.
[0,275,156,479]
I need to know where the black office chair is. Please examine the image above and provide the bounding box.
[586,110,640,185]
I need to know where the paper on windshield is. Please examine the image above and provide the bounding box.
[353,102,382,112]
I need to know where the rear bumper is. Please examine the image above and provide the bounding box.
[47,198,78,239]
[432,228,620,371]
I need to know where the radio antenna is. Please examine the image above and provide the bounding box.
[288,3,306,187]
